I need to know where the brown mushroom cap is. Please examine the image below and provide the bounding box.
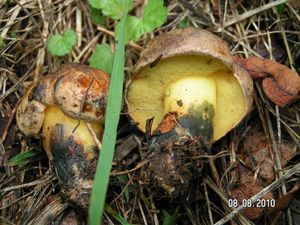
[16,84,46,138]
[33,63,109,122]
[134,28,233,73]
[17,64,109,137]
[126,28,253,142]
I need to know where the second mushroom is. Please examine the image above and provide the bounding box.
[126,28,254,194]
[16,64,109,209]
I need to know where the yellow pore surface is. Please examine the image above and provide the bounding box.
[42,106,102,159]
[127,55,245,141]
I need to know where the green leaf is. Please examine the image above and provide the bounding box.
[117,175,130,201]
[178,19,190,28]
[101,0,133,19]
[275,4,285,14]
[8,149,40,166]
[142,0,167,32]
[0,36,4,48]
[91,8,106,25]
[105,204,132,225]
[115,16,144,43]
[10,32,17,38]
[88,44,115,74]
[88,15,127,225]
[115,0,167,43]
[162,209,173,225]
[47,29,76,56]
[88,0,101,9]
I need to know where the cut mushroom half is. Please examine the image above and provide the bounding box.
[126,28,253,144]
[125,28,253,195]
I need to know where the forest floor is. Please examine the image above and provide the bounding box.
[0,0,300,224]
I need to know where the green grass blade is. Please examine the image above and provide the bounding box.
[105,204,132,225]
[88,14,127,225]
[8,149,40,166]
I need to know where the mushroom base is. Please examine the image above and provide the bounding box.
[42,106,102,209]
[149,137,204,197]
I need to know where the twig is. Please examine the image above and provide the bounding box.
[111,159,150,176]
[72,77,94,134]
[1,98,21,142]
[224,0,290,28]
[205,178,253,225]
[183,201,198,225]
[138,199,148,225]
[203,181,214,225]
[0,173,55,193]
[208,157,220,185]
[28,195,68,225]
[0,63,35,103]
[86,123,102,151]
[96,25,143,51]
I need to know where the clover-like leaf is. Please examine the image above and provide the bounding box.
[88,44,115,74]
[101,0,133,20]
[115,0,167,43]
[47,29,77,56]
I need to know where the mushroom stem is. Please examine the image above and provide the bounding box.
[163,77,216,142]
[42,106,102,159]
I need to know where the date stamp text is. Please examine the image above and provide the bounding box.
[228,198,276,208]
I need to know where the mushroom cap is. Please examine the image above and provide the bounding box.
[17,64,109,137]
[16,84,46,138]
[33,63,109,122]
[126,28,253,142]
[134,27,232,73]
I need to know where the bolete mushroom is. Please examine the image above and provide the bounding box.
[125,28,253,194]
[16,64,109,209]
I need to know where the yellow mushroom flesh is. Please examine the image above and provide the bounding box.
[42,106,102,160]
[127,55,246,142]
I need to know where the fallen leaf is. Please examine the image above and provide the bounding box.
[240,128,298,183]
[230,165,274,220]
[233,56,300,107]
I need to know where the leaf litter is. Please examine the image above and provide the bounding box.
[0,0,299,225]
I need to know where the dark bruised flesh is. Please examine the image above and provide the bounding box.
[50,124,98,210]
[148,140,205,197]
[148,101,214,196]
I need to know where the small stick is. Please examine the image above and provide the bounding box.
[76,7,82,47]
[72,77,94,134]
[203,180,214,225]
[96,25,143,51]
[1,98,21,142]
[224,0,290,28]
[208,156,220,185]
[111,159,150,176]
[86,123,102,151]
[0,173,55,193]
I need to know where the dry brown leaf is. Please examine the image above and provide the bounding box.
[240,128,298,183]
[230,166,274,220]
[233,56,300,107]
